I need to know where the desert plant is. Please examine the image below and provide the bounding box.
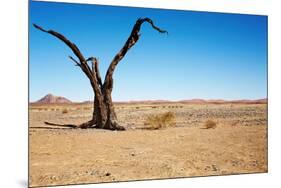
[83,107,91,110]
[231,120,239,126]
[203,120,217,129]
[144,112,176,130]
[62,109,68,114]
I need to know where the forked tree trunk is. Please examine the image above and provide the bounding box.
[33,18,167,130]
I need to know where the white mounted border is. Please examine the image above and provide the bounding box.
[35,0,269,15]
[1,1,280,188]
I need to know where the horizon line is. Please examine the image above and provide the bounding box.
[30,93,268,103]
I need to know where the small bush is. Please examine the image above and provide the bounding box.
[62,109,68,114]
[203,120,217,129]
[83,107,91,110]
[144,112,176,130]
[231,120,239,126]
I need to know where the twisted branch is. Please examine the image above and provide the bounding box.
[33,24,86,63]
[33,24,101,94]
[103,17,167,89]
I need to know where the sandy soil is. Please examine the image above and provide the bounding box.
[29,103,267,187]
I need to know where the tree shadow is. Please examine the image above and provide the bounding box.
[29,126,71,130]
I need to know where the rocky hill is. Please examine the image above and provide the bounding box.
[35,94,72,104]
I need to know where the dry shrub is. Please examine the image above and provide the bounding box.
[144,112,176,130]
[203,120,217,129]
[83,107,91,110]
[62,109,68,114]
[231,120,239,126]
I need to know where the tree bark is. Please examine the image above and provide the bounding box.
[33,17,167,131]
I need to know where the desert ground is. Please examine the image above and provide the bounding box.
[29,102,267,187]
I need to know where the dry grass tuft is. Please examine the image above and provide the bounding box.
[231,120,239,126]
[83,107,91,111]
[144,112,176,130]
[203,120,217,129]
[62,109,68,114]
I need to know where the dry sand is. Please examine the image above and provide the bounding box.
[29,103,267,187]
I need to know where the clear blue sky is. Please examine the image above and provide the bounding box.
[29,1,267,102]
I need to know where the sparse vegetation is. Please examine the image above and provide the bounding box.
[203,120,217,129]
[144,112,176,130]
[231,120,239,126]
[29,102,267,187]
[62,109,68,114]
[83,107,91,111]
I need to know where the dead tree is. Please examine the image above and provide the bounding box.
[34,18,167,130]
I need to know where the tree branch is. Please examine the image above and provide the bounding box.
[93,58,103,86]
[103,17,167,89]
[34,24,101,95]
[33,24,86,63]
[86,57,102,86]
[139,18,168,34]
[87,59,102,96]
[69,56,94,83]
[68,55,80,66]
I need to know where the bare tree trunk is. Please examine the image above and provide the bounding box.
[33,17,167,131]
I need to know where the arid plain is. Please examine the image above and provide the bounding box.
[29,101,267,187]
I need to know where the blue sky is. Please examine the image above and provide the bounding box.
[29,1,267,102]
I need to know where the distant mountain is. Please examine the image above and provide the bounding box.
[35,94,72,104]
[228,98,267,104]
[179,98,268,104]
[178,99,207,104]
[115,98,267,104]
[32,95,267,104]
[81,100,93,104]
